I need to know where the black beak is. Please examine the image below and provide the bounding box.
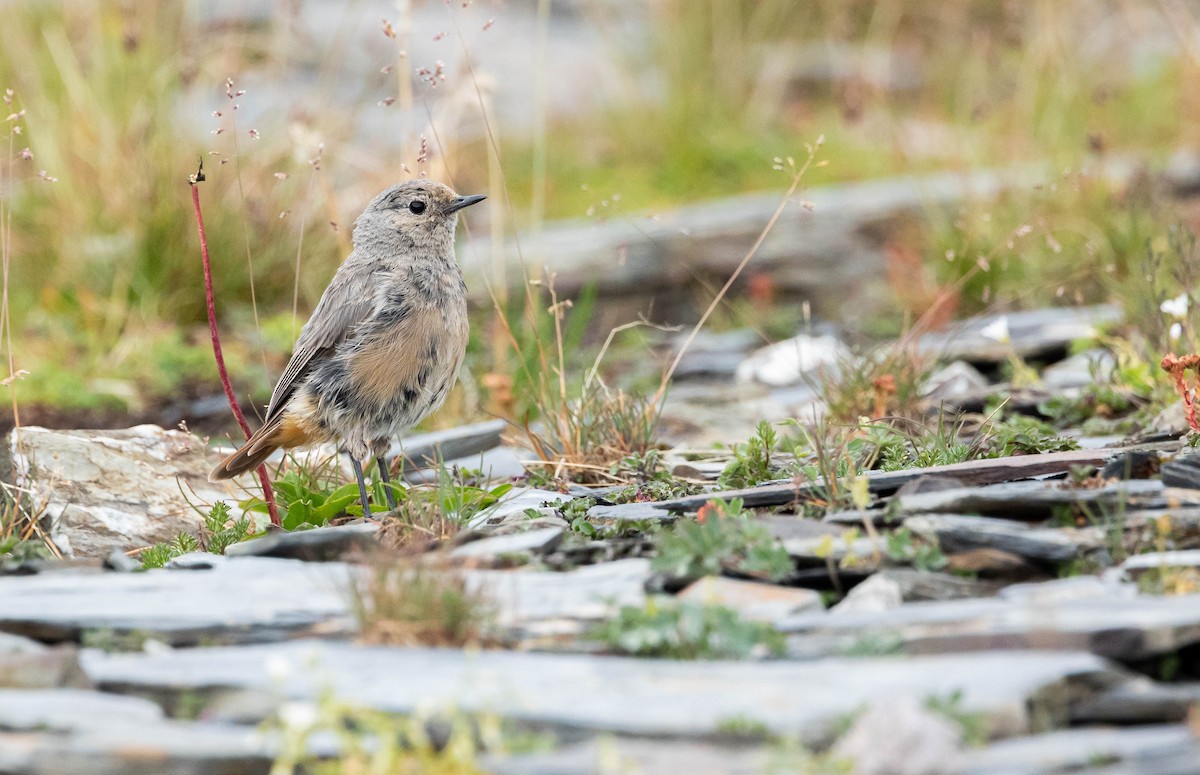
[444,194,486,214]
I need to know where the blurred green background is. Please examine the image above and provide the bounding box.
[0,0,1195,433]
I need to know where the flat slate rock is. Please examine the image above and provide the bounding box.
[83,642,1121,743]
[0,555,356,645]
[895,479,1200,521]
[386,418,506,472]
[224,522,378,562]
[8,425,246,558]
[451,526,565,561]
[488,738,771,775]
[467,487,567,529]
[914,305,1122,363]
[676,576,823,622]
[654,449,1122,512]
[780,586,1200,661]
[585,502,676,523]
[964,723,1200,775]
[464,558,649,633]
[1123,550,1200,576]
[1072,678,1200,724]
[0,689,272,775]
[905,514,1103,562]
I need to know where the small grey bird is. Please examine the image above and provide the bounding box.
[209,179,485,517]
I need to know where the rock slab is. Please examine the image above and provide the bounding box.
[8,425,240,558]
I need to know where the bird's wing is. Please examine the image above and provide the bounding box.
[263,262,378,423]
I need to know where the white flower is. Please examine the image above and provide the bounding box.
[979,316,1010,344]
[1162,293,1189,319]
[278,701,319,730]
[1171,322,1184,342]
[266,655,294,682]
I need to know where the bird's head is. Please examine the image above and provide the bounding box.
[354,179,485,249]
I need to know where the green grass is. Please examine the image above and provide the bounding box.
[594,597,786,660]
[3,0,1198,428]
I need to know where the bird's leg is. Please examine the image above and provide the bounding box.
[371,438,398,511]
[376,456,398,510]
[349,456,374,520]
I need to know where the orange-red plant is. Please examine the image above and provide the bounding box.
[1161,353,1200,433]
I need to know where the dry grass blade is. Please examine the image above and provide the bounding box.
[351,554,494,648]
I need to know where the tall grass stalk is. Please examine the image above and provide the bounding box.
[189,164,280,527]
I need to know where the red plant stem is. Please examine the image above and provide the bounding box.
[189,167,280,527]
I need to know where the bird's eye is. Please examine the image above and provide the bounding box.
[408,200,427,214]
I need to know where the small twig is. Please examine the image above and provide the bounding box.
[188,160,280,527]
[654,140,824,404]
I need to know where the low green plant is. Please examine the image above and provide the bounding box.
[885,527,948,572]
[714,715,776,744]
[787,420,866,515]
[594,598,785,659]
[0,535,51,564]
[719,421,785,489]
[924,691,988,747]
[982,414,1080,456]
[269,695,507,775]
[140,502,251,569]
[377,470,513,553]
[652,498,793,582]
[607,450,705,503]
[816,344,931,425]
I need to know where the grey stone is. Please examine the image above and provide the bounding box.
[464,558,649,634]
[998,575,1138,605]
[944,548,1046,580]
[0,689,273,775]
[1072,678,1200,724]
[0,555,356,645]
[922,360,990,400]
[224,522,378,561]
[676,576,823,622]
[831,694,965,775]
[83,642,1122,743]
[1161,453,1200,489]
[488,737,771,775]
[451,526,564,562]
[831,574,903,614]
[403,445,531,483]
[8,425,246,558]
[905,514,1103,562]
[1151,399,1190,436]
[874,568,1001,602]
[895,474,970,496]
[673,349,748,381]
[386,419,505,472]
[0,687,164,730]
[757,514,847,540]
[780,590,1200,661]
[914,306,1122,363]
[964,724,1199,775]
[1122,550,1200,576]
[894,479,1200,521]
[102,549,141,573]
[782,534,885,565]
[469,166,1130,322]
[0,644,89,689]
[1041,349,1115,389]
[655,449,1123,512]
[585,502,675,524]
[466,487,566,530]
[1098,450,1161,481]
[735,333,847,387]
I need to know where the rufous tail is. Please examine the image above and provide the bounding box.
[209,419,284,482]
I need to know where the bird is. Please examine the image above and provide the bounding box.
[209,179,485,518]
